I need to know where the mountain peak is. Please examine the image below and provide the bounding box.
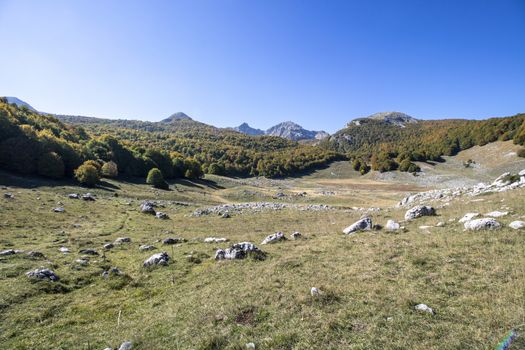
[350,111,418,127]
[3,97,37,112]
[161,112,192,122]
[233,123,264,136]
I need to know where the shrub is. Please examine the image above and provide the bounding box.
[37,152,65,179]
[399,159,420,173]
[146,168,169,190]
[74,162,100,187]
[184,158,204,179]
[101,161,118,178]
[83,160,102,173]
[359,162,370,175]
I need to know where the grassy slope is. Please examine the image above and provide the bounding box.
[0,171,524,349]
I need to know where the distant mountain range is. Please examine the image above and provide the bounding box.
[232,121,329,141]
[5,97,37,111]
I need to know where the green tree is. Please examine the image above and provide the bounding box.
[184,158,204,179]
[37,152,65,179]
[74,162,100,187]
[146,168,169,190]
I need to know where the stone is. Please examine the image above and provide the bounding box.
[261,232,286,244]
[464,218,501,231]
[140,201,156,214]
[53,207,65,213]
[458,213,480,223]
[246,343,256,349]
[118,341,133,350]
[104,243,114,250]
[143,252,170,267]
[155,212,169,220]
[82,193,96,201]
[343,217,372,234]
[485,211,509,218]
[79,248,99,255]
[4,192,13,199]
[26,251,45,259]
[0,249,16,256]
[385,220,400,231]
[415,304,435,315]
[114,237,131,244]
[290,231,302,239]
[26,268,59,281]
[204,237,229,243]
[436,221,445,227]
[162,237,183,245]
[221,212,231,218]
[68,193,80,199]
[404,205,435,220]
[519,169,525,176]
[139,245,156,251]
[59,247,70,253]
[310,287,321,297]
[509,221,525,229]
[215,242,266,261]
[75,258,89,266]
[102,267,121,278]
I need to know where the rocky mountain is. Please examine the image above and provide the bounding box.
[233,123,264,136]
[233,121,329,141]
[350,111,418,127]
[5,97,37,112]
[160,112,192,122]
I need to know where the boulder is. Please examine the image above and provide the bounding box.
[458,213,480,223]
[82,193,96,201]
[204,237,229,243]
[75,258,89,266]
[162,237,183,245]
[59,247,70,253]
[143,252,170,267]
[310,287,321,297]
[215,242,266,261]
[221,212,231,219]
[404,205,435,221]
[102,267,122,278]
[118,341,133,350]
[104,243,114,250]
[53,207,65,213]
[4,192,13,199]
[26,251,45,259]
[26,268,59,281]
[290,231,302,239]
[79,248,99,255]
[343,217,372,234]
[246,343,256,350]
[140,201,156,214]
[261,232,286,244]
[114,237,131,244]
[68,193,80,199]
[464,218,501,231]
[385,220,400,231]
[139,245,156,251]
[155,212,169,220]
[0,249,16,256]
[485,211,509,218]
[415,304,435,315]
[509,221,525,230]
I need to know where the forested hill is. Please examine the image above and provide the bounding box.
[0,98,341,180]
[320,113,525,173]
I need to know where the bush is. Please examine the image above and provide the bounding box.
[74,162,100,186]
[184,158,204,179]
[146,168,169,190]
[83,160,102,173]
[37,152,65,179]
[207,162,224,175]
[359,162,370,175]
[399,159,420,173]
[518,148,525,158]
[101,161,118,178]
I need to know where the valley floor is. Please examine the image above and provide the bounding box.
[0,149,524,350]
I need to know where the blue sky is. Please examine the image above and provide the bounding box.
[0,0,524,133]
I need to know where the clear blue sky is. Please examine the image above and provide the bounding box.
[0,0,524,133]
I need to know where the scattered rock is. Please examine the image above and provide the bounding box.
[82,193,96,201]
[59,247,70,253]
[139,245,156,251]
[310,287,321,297]
[415,304,435,315]
[0,249,16,256]
[458,213,480,223]
[118,341,133,350]
[68,193,80,199]
[143,252,170,267]
[4,192,13,199]
[53,207,65,213]
[221,212,231,218]
[104,243,114,250]
[26,251,45,259]
[245,343,256,350]
[290,231,302,240]
[102,267,122,278]
[215,242,266,261]
[26,268,59,281]
[204,237,229,243]
[79,248,99,255]
[114,237,131,244]
[404,205,435,221]
[192,202,334,216]
[343,217,372,235]
[75,258,89,266]
[385,220,400,231]
[140,201,156,214]
[436,221,445,227]
[485,211,509,218]
[162,237,184,245]
[261,232,287,244]
[509,221,525,230]
[464,218,501,231]
[155,212,169,220]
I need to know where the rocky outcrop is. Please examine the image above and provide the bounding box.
[26,268,59,281]
[215,242,266,261]
[143,252,170,267]
[261,232,286,244]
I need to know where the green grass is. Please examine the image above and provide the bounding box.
[0,171,524,349]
